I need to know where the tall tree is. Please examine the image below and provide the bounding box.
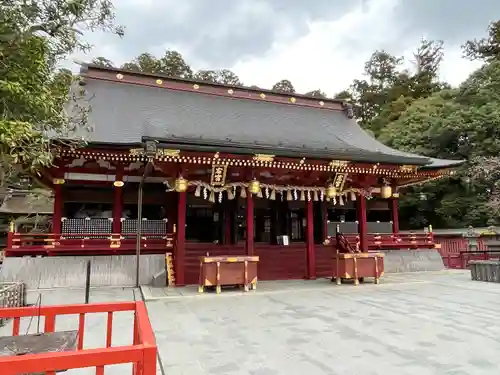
[463,20,500,62]
[121,50,193,78]
[304,89,327,98]
[0,0,121,195]
[92,56,114,67]
[193,69,242,85]
[380,60,500,227]
[272,79,295,93]
[121,53,165,74]
[343,41,446,136]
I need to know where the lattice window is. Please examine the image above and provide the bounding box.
[121,219,167,239]
[61,218,112,239]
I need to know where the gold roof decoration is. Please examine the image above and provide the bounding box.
[253,154,275,163]
[329,160,350,168]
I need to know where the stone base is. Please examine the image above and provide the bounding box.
[469,260,500,282]
[381,249,444,273]
[0,255,165,289]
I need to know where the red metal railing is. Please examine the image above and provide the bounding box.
[0,301,156,375]
[5,232,175,256]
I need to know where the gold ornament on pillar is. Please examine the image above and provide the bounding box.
[326,184,337,199]
[174,176,188,193]
[380,185,392,199]
[53,178,65,185]
[248,179,260,195]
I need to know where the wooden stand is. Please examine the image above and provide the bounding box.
[332,252,384,285]
[198,255,259,294]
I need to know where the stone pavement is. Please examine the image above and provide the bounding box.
[145,270,500,375]
[2,271,500,374]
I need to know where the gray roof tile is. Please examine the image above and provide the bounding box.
[78,78,463,167]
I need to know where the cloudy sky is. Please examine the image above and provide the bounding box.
[71,0,499,96]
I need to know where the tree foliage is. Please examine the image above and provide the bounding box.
[304,89,327,98]
[272,79,295,93]
[463,20,500,62]
[121,51,193,78]
[193,69,242,85]
[0,0,122,195]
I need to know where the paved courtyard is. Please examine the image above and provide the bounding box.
[2,270,500,374]
[146,270,500,375]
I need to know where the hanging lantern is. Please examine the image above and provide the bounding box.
[326,184,337,199]
[350,191,356,201]
[300,190,305,201]
[194,185,201,197]
[174,176,188,192]
[248,179,260,195]
[380,185,392,199]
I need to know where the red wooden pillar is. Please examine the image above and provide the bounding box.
[112,165,124,234]
[306,198,316,279]
[175,191,187,286]
[390,198,399,234]
[357,195,368,252]
[246,192,254,255]
[322,202,328,242]
[52,184,63,235]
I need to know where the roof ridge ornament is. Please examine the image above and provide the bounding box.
[342,102,354,119]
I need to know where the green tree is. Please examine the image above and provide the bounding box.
[92,56,115,67]
[121,50,193,78]
[193,69,242,85]
[381,61,500,227]
[0,0,122,195]
[341,41,446,136]
[304,89,327,98]
[463,20,500,62]
[272,79,295,93]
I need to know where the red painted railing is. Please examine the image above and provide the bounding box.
[0,301,156,375]
[338,232,435,250]
[5,232,176,256]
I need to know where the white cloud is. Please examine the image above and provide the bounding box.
[229,0,481,94]
[65,0,484,92]
[439,46,482,87]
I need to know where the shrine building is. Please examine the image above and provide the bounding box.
[5,64,464,285]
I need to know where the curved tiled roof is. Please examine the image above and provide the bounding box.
[76,71,464,168]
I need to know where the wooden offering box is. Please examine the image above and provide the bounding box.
[198,255,259,294]
[332,252,384,285]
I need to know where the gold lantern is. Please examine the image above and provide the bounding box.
[174,176,188,192]
[380,185,392,199]
[326,184,337,199]
[248,179,260,195]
